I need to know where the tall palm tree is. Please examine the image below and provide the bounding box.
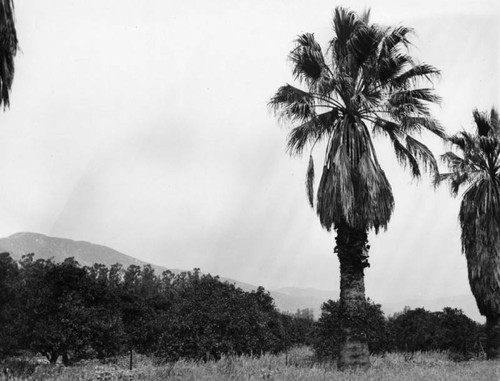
[0,0,17,108]
[269,7,443,369]
[436,108,500,359]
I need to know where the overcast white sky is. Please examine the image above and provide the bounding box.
[0,0,498,302]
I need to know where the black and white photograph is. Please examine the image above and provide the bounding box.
[0,0,499,379]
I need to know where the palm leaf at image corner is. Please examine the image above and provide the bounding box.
[0,0,17,108]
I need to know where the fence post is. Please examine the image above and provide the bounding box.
[129,347,133,370]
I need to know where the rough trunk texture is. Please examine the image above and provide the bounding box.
[486,315,500,360]
[335,224,370,371]
[465,232,500,360]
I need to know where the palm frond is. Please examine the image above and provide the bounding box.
[388,88,440,118]
[378,52,414,84]
[449,172,469,195]
[316,165,332,230]
[382,26,414,53]
[306,155,315,207]
[460,178,500,264]
[433,171,455,188]
[352,88,382,111]
[405,136,438,175]
[448,131,474,151]
[473,109,491,137]
[371,118,403,138]
[440,151,473,174]
[490,108,499,132]
[332,146,355,218]
[391,134,420,178]
[401,116,447,139]
[268,84,315,124]
[316,144,356,230]
[331,7,360,53]
[392,64,441,88]
[435,170,469,195]
[0,0,17,109]
[440,150,464,164]
[372,118,420,177]
[347,24,380,69]
[290,33,330,90]
[478,135,498,155]
[359,8,371,24]
[334,116,369,166]
[357,152,394,232]
[357,152,382,195]
[286,109,339,156]
[389,88,441,107]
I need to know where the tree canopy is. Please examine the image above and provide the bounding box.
[269,7,444,233]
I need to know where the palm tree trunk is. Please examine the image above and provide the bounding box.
[335,224,370,370]
[486,315,500,359]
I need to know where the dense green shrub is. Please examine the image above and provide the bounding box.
[388,307,483,357]
[312,302,483,360]
[312,299,387,359]
[155,271,284,361]
[281,309,315,349]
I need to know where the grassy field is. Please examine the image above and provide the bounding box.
[1,347,499,380]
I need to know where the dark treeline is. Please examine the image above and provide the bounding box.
[0,253,312,364]
[0,253,485,364]
[314,300,485,360]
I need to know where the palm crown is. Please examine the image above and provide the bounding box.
[437,108,500,316]
[269,7,444,233]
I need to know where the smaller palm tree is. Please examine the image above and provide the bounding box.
[0,0,17,108]
[436,108,500,359]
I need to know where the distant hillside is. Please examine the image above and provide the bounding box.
[0,232,483,322]
[0,232,257,291]
[0,232,170,275]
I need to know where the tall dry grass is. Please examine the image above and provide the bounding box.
[1,347,499,380]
